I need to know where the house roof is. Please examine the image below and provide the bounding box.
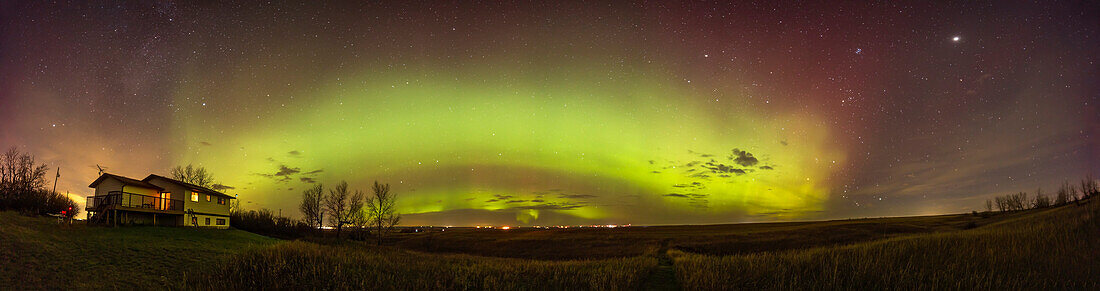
[88,173,165,191]
[143,174,236,199]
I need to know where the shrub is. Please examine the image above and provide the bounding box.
[230,208,310,239]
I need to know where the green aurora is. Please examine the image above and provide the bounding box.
[171,63,844,225]
[5,1,1093,226]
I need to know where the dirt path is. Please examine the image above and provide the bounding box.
[641,240,680,291]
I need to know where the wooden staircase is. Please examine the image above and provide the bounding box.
[88,203,111,225]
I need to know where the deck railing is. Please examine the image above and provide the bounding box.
[86,191,184,212]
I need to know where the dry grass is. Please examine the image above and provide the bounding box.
[396,212,1010,260]
[0,212,276,289]
[671,201,1100,290]
[181,240,658,290]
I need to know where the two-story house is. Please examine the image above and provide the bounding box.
[86,173,235,228]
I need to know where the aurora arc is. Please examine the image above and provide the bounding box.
[172,64,844,225]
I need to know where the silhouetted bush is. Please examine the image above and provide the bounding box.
[1081,175,1098,199]
[0,147,78,217]
[230,208,310,239]
[1032,188,1051,208]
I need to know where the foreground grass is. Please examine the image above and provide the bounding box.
[397,212,1011,260]
[672,201,1100,290]
[181,241,658,290]
[0,212,276,289]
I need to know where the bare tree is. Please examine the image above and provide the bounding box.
[171,164,216,187]
[365,181,400,246]
[299,184,324,230]
[1033,188,1051,208]
[0,147,74,215]
[985,199,993,212]
[1081,175,1098,199]
[347,189,366,238]
[0,147,50,211]
[995,196,1006,212]
[1056,181,1071,205]
[323,181,363,239]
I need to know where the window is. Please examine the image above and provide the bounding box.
[206,194,211,202]
[158,192,171,210]
[205,217,211,225]
[216,219,226,225]
[218,197,226,205]
[190,192,198,202]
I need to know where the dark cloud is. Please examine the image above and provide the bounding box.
[690,172,711,179]
[730,148,759,167]
[558,194,597,199]
[485,194,514,203]
[275,165,300,177]
[210,183,235,190]
[199,141,212,146]
[664,193,709,209]
[256,164,302,183]
[506,200,528,203]
[760,165,774,170]
[780,140,788,146]
[664,193,707,199]
[702,162,746,175]
[304,169,323,175]
[288,150,301,156]
[509,202,585,210]
[300,177,316,183]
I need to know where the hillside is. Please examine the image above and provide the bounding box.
[672,200,1100,289]
[2,200,1096,290]
[0,212,277,289]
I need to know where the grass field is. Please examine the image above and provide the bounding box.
[181,241,657,290]
[671,200,1100,290]
[394,210,1023,260]
[2,199,1097,289]
[0,211,277,289]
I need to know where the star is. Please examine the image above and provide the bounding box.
[952,36,961,42]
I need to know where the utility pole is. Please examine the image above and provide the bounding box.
[51,167,59,194]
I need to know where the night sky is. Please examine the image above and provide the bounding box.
[1,1,1097,226]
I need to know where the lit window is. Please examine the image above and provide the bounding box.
[216,219,226,225]
[206,195,211,202]
[191,192,198,202]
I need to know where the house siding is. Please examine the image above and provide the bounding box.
[146,177,232,229]
[90,176,177,226]
[93,178,123,196]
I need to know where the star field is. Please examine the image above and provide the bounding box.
[1,1,1097,225]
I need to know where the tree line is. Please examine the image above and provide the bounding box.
[0,147,79,218]
[171,164,401,243]
[985,175,1098,212]
[299,180,401,244]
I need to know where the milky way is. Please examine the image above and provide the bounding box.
[1,1,1097,225]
